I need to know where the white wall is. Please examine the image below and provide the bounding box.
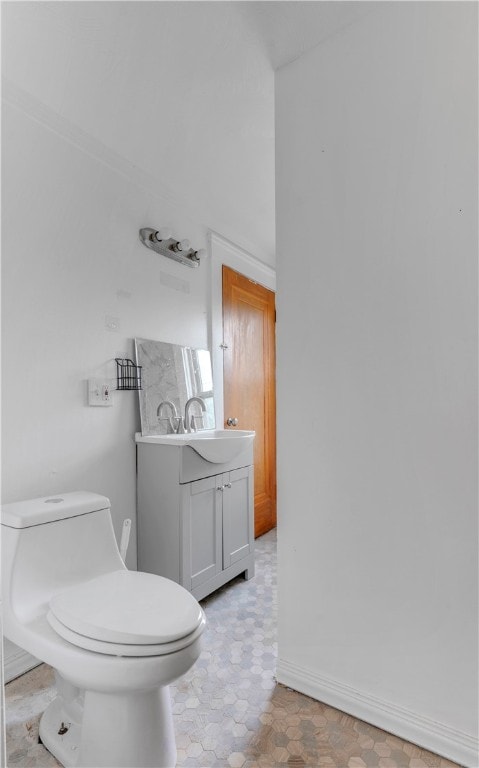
[2,2,275,263]
[275,3,477,766]
[1,1,274,679]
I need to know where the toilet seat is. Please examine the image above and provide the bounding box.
[47,569,205,657]
[47,609,206,656]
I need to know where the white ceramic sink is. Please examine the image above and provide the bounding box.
[136,430,255,463]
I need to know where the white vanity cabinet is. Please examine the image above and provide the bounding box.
[136,436,254,601]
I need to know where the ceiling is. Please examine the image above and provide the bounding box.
[239,1,379,70]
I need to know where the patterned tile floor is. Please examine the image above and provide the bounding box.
[5,530,461,768]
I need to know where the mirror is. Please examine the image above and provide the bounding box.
[135,338,215,436]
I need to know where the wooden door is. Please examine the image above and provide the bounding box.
[222,265,276,537]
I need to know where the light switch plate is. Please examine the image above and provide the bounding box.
[88,379,113,406]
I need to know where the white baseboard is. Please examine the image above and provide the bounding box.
[4,641,40,683]
[277,658,477,768]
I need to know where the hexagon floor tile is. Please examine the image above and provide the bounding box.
[4,530,462,768]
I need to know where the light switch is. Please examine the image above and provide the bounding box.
[88,379,113,407]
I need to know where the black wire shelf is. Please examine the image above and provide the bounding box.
[115,358,142,391]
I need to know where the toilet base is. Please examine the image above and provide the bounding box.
[39,680,177,768]
[39,696,82,767]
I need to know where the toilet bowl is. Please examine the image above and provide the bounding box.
[1,491,206,768]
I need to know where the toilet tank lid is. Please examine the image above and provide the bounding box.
[1,492,111,529]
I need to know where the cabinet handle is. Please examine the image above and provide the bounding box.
[226,417,238,427]
[216,486,224,491]
[224,482,232,488]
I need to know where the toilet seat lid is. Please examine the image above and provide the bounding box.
[49,570,203,645]
[47,609,205,657]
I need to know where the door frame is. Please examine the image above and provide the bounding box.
[208,230,276,429]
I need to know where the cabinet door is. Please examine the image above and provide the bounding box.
[222,466,254,569]
[181,475,223,591]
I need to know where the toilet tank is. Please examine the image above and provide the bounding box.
[1,492,126,623]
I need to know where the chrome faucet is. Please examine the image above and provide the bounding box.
[157,400,178,433]
[184,397,206,433]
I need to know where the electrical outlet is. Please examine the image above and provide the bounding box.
[88,379,113,407]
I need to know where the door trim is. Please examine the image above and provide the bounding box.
[209,230,276,429]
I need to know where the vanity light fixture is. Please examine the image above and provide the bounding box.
[139,227,207,268]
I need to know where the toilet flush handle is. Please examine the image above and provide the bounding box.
[120,519,132,564]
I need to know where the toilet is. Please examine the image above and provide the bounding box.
[1,491,206,768]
